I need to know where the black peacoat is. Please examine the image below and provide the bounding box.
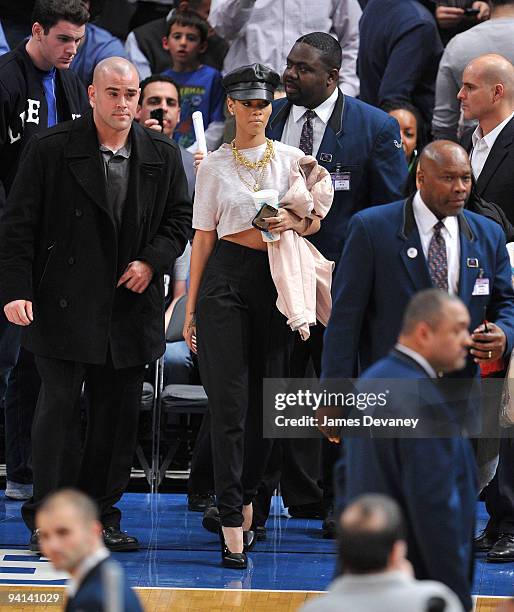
[0,111,192,368]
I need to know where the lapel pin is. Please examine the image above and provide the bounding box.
[407,247,417,259]
[319,153,332,162]
[394,140,403,149]
[467,258,479,268]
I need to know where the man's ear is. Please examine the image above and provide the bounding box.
[135,105,142,121]
[493,83,505,103]
[327,68,339,87]
[416,321,432,348]
[88,84,95,109]
[162,35,170,51]
[416,166,424,190]
[32,22,44,40]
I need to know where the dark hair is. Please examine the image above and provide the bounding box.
[87,0,106,20]
[381,99,427,195]
[166,9,208,44]
[402,289,461,335]
[32,0,90,32]
[295,31,342,71]
[381,100,421,132]
[139,74,181,106]
[338,494,406,574]
[491,0,514,6]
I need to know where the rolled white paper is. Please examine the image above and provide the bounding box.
[192,111,207,154]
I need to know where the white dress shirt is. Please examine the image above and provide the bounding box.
[413,191,460,296]
[66,547,110,599]
[281,88,339,157]
[209,0,361,96]
[395,343,437,379]
[471,111,514,179]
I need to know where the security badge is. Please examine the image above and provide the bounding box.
[329,163,350,191]
[471,264,490,296]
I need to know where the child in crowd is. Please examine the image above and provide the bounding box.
[162,9,224,150]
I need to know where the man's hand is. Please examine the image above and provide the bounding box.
[435,5,465,28]
[143,118,163,133]
[4,300,33,326]
[473,1,490,21]
[470,322,506,364]
[316,405,343,443]
[117,260,154,293]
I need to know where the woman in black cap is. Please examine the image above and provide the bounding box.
[184,64,318,568]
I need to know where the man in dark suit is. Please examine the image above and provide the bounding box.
[345,290,477,611]
[358,0,443,129]
[0,57,191,550]
[459,54,514,225]
[458,53,514,562]
[322,140,514,381]
[37,489,142,612]
[260,31,409,533]
[321,140,514,567]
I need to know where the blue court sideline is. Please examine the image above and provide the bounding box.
[0,493,511,596]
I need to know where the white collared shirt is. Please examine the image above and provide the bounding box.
[470,111,514,179]
[66,547,110,599]
[395,344,437,379]
[413,191,460,296]
[281,87,339,157]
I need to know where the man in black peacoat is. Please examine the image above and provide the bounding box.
[0,57,192,550]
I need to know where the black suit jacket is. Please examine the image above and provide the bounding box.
[462,116,514,226]
[0,112,192,368]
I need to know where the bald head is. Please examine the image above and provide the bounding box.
[92,56,139,86]
[89,57,140,136]
[459,54,514,127]
[464,54,514,99]
[36,489,103,575]
[38,489,99,525]
[416,140,472,219]
[418,140,470,172]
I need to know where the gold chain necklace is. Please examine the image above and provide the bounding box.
[231,138,275,192]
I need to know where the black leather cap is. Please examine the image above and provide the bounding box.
[222,63,280,102]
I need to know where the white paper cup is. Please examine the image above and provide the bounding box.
[251,189,280,242]
[251,189,279,211]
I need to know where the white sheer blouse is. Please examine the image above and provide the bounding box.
[192,140,304,238]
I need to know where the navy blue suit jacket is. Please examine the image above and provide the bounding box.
[321,196,514,380]
[65,558,142,612]
[346,350,476,611]
[266,91,408,264]
[358,0,443,126]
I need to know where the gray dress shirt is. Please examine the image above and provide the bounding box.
[99,141,131,231]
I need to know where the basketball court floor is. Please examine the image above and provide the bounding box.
[0,493,511,610]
